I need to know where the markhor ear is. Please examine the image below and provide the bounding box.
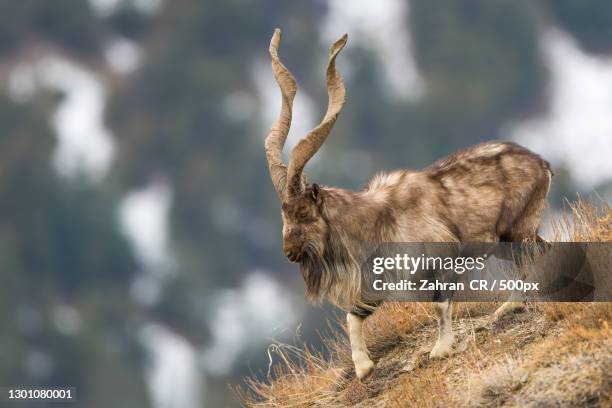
[310,184,322,205]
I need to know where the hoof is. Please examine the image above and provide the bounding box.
[429,337,454,359]
[355,359,374,380]
[429,346,451,359]
[493,302,526,321]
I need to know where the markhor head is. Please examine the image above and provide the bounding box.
[263,28,348,266]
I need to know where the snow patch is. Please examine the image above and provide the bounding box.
[322,0,425,100]
[511,29,612,189]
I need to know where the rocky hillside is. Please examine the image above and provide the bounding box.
[237,200,611,407]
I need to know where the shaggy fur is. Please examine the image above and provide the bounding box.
[286,142,552,309]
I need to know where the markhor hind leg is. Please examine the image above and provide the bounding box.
[495,172,551,319]
[493,301,525,320]
[505,171,551,242]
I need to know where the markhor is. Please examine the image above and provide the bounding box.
[420,280,464,291]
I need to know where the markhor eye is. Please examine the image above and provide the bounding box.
[299,211,308,220]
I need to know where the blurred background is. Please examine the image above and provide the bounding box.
[0,0,611,406]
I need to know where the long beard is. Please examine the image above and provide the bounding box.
[298,237,358,306]
[298,245,329,302]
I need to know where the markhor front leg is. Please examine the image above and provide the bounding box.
[430,299,454,359]
[347,312,374,380]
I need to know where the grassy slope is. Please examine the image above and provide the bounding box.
[237,200,611,407]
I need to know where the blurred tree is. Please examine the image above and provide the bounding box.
[407,0,545,159]
[0,0,103,56]
[0,91,148,406]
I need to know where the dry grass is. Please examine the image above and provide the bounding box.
[236,198,612,407]
[552,195,612,242]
